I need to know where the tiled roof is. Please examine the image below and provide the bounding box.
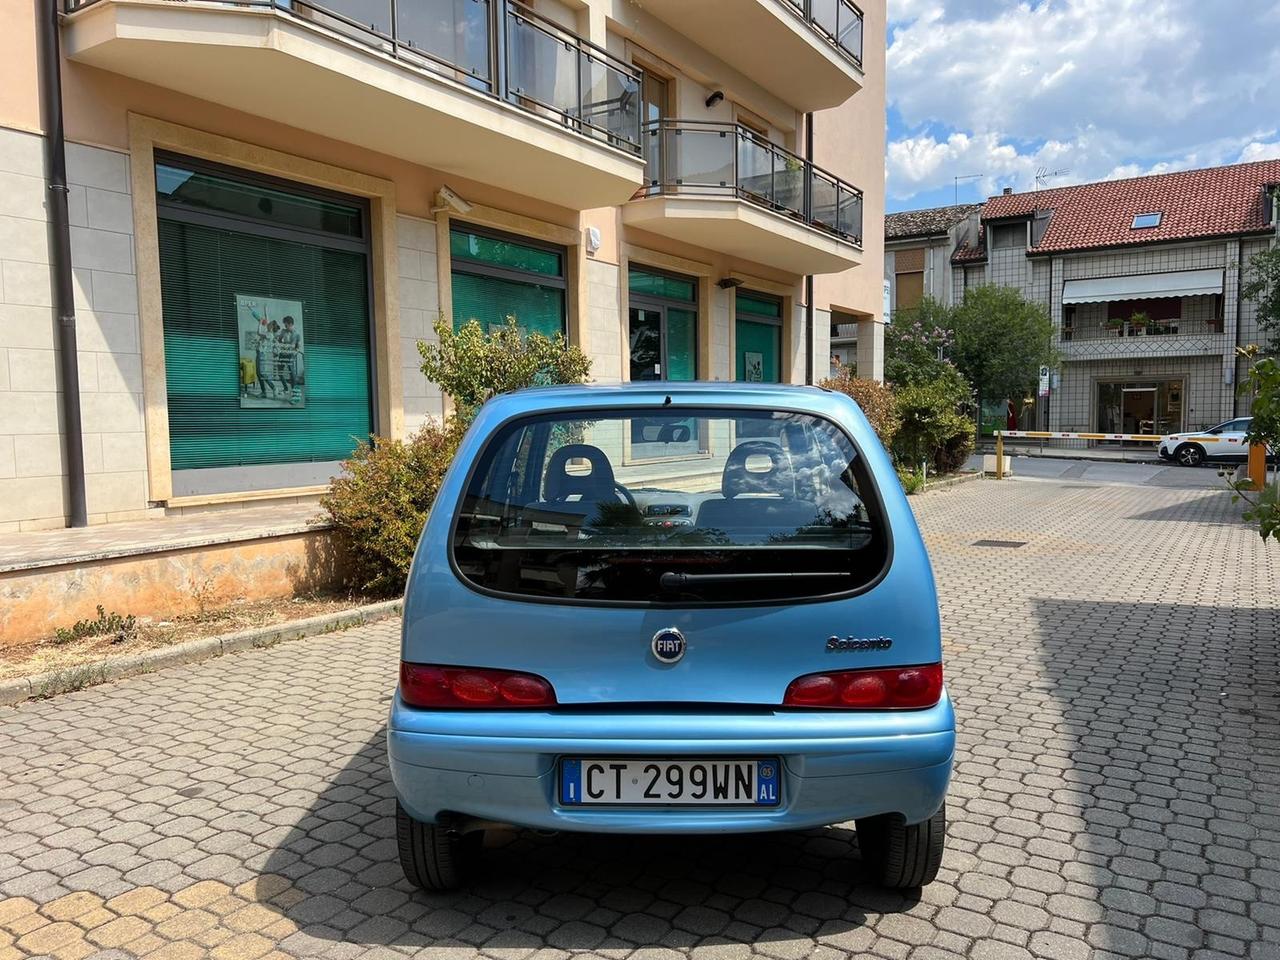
[951,224,986,263]
[979,160,1280,255]
[885,203,981,240]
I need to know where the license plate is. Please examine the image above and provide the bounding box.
[560,758,780,806]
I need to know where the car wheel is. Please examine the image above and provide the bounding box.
[856,803,946,889]
[1175,443,1205,467]
[396,802,481,891]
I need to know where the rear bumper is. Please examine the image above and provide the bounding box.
[388,693,955,832]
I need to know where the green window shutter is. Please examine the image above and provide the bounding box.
[628,268,696,302]
[159,218,373,470]
[451,272,566,337]
[736,291,782,319]
[736,318,782,383]
[449,228,562,276]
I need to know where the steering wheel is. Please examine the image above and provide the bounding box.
[613,482,638,509]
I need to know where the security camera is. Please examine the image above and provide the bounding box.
[432,186,473,216]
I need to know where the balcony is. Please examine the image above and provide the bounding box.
[61,0,646,210]
[623,120,862,275]
[634,0,863,112]
[1059,320,1230,362]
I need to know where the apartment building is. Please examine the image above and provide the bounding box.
[0,0,885,531]
[888,164,1280,434]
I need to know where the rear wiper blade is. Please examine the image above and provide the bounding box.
[659,571,845,589]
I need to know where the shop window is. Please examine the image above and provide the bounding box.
[155,154,373,497]
[450,225,567,337]
[735,291,782,384]
[628,266,699,459]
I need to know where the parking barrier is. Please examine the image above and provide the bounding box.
[992,430,1162,479]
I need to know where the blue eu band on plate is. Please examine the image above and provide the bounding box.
[560,759,780,806]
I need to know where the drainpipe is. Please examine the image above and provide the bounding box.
[804,111,814,385]
[38,0,88,527]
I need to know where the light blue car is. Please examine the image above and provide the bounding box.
[390,383,954,890]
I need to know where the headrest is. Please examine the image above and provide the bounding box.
[544,444,617,502]
[721,440,796,499]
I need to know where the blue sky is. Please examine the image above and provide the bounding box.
[884,0,1280,212]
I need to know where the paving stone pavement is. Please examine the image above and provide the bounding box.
[1,478,1278,960]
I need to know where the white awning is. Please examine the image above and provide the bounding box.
[1061,268,1224,305]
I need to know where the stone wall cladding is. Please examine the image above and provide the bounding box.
[0,128,147,531]
[396,214,442,431]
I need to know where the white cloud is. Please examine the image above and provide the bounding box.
[885,0,1280,202]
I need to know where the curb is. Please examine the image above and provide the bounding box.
[0,598,403,707]
[918,471,983,494]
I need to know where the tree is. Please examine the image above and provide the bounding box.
[946,285,1056,418]
[884,297,956,387]
[818,367,899,450]
[1231,346,1280,542]
[418,315,592,426]
[1241,245,1280,355]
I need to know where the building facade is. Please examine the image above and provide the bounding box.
[0,0,885,531]
[888,165,1280,435]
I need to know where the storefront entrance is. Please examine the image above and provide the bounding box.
[1096,379,1184,435]
[628,266,698,458]
[156,154,373,497]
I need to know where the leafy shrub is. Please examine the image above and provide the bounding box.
[820,367,899,450]
[54,605,137,645]
[418,316,591,426]
[892,366,975,475]
[321,418,464,596]
[897,467,925,495]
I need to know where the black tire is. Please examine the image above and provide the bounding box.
[1175,443,1205,467]
[396,802,481,891]
[856,803,946,889]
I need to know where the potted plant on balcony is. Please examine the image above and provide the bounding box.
[1128,311,1151,336]
[1105,315,1124,335]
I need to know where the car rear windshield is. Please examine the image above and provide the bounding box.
[450,407,889,604]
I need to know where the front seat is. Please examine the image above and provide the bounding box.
[695,440,817,539]
[525,443,621,529]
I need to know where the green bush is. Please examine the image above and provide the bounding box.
[819,367,899,449]
[892,366,975,476]
[321,418,464,596]
[897,467,926,495]
[418,315,591,426]
[325,316,593,595]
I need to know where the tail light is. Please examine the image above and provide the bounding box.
[400,663,557,708]
[783,663,942,709]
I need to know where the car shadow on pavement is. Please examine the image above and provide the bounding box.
[1124,490,1254,523]
[256,728,920,953]
[1016,596,1280,958]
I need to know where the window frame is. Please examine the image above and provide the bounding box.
[627,263,700,383]
[448,221,569,336]
[445,403,896,609]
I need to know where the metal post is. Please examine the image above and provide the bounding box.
[1247,442,1267,491]
[995,432,1005,480]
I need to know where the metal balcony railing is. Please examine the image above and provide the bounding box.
[639,119,863,245]
[62,0,643,157]
[782,0,864,67]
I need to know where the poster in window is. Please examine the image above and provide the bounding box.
[237,295,305,409]
[744,351,764,383]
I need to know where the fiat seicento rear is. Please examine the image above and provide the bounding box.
[389,383,954,889]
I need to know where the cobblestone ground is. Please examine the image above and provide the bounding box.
[2,478,1278,960]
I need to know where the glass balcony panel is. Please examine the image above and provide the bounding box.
[298,0,394,54]
[836,185,863,241]
[773,156,804,216]
[397,0,491,84]
[579,56,642,151]
[810,170,839,232]
[507,12,578,117]
[736,134,776,206]
[671,127,734,193]
[810,0,838,42]
[837,0,863,61]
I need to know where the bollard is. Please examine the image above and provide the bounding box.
[1247,443,1267,492]
[995,432,1005,480]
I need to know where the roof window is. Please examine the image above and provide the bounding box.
[1131,212,1162,229]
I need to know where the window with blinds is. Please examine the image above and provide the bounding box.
[449,224,566,337]
[156,156,373,476]
[735,291,782,383]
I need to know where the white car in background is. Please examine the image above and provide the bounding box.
[1159,417,1253,467]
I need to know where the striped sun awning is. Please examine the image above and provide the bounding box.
[1061,268,1224,304]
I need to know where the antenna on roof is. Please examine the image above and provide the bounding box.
[1035,167,1069,189]
[953,173,983,205]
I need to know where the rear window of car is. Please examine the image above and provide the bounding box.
[450,407,889,604]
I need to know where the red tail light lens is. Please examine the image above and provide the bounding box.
[783,663,942,709]
[400,663,557,708]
